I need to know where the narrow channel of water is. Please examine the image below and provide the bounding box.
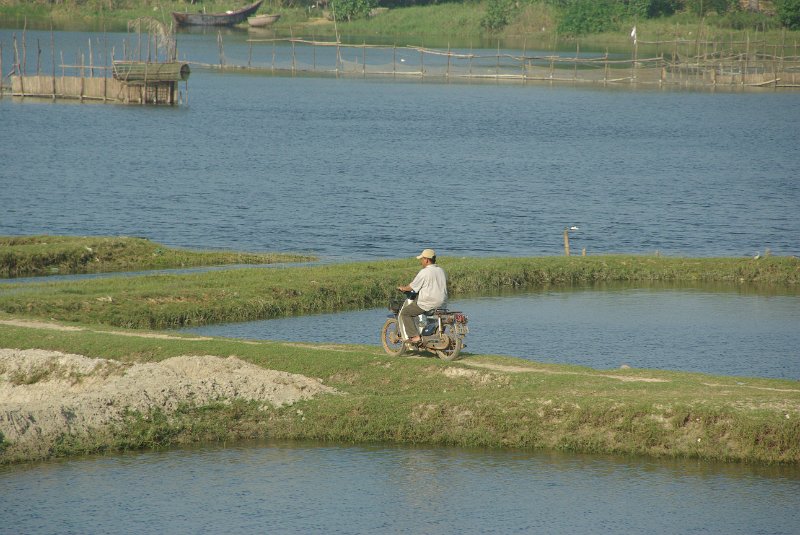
[181,284,800,380]
[1,440,798,534]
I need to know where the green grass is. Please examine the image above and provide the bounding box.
[1,321,797,464]
[0,254,796,329]
[0,235,315,278]
[2,1,797,53]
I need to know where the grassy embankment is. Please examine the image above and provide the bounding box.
[2,1,796,52]
[1,316,799,465]
[0,251,797,329]
[1,240,798,464]
[0,235,315,278]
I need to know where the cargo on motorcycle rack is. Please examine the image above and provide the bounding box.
[381,290,469,361]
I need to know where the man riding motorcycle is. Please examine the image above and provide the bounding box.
[396,248,448,346]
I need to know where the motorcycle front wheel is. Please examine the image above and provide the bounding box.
[381,318,405,356]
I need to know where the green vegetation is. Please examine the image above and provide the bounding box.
[1,321,798,464]
[0,235,314,278]
[0,253,796,329]
[2,0,798,43]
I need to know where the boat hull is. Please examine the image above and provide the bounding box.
[248,14,280,27]
[172,0,263,26]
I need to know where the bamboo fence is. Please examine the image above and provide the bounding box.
[215,31,800,89]
[3,27,799,98]
[1,21,188,104]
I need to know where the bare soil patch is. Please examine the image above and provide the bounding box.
[0,348,338,456]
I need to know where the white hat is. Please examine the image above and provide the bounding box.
[416,249,436,259]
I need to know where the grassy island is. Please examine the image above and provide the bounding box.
[0,239,798,465]
[0,318,798,465]
[0,235,315,278]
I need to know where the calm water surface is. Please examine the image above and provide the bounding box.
[2,29,799,531]
[2,29,799,260]
[2,440,799,535]
[182,285,800,380]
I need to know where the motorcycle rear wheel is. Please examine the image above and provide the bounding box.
[381,318,405,356]
[435,327,463,361]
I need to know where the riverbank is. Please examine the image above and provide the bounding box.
[0,236,315,278]
[0,254,796,329]
[1,317,798,465]
[1,1,797,52]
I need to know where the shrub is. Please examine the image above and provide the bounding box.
[329,0,377,21]
[776,0,800,29]
[481,0,517,31]
[554,0,626,35]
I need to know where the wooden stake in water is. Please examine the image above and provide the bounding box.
[563,228,571,257]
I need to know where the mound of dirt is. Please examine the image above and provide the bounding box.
[0,348,337,454]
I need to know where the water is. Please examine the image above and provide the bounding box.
[2,28,799,530]
[2,440,798,535]
[2,29,799,260]
[182,285,800,380]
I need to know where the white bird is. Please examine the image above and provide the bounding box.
[569,226,579,231]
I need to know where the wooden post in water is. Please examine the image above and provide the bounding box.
[80,52,85,102]
[496,40,500,79]
[13,34,23,95]
[22,28,27,76]
[362,40,366,78]
[89,38,94,78]
[291,35,296,75]
[420,44,424,79]
[51,29,56,99]
[574,42,579,81]
[563,228,570,257]
[447,42,451,81]
[217,31,224,67]
[521,37,527,84]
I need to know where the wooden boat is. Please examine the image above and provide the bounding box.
[172,0,263,27]
[248,13,281,27]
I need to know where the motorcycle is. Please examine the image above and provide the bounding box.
[381,290,469,361]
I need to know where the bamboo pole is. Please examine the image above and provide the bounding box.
[51,28,56,99]
[218,31,224,67]
[495,40,500,79]
[447,42,451,81]
[14,34,23,95]
[291,32,296,75]
[420,43,424,79]
[80,52,85,102]
[22,26,27,76]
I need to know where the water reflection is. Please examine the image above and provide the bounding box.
[1,440,798,534]
[182,284,800,380]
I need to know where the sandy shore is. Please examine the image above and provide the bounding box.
[0,348,337,460]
